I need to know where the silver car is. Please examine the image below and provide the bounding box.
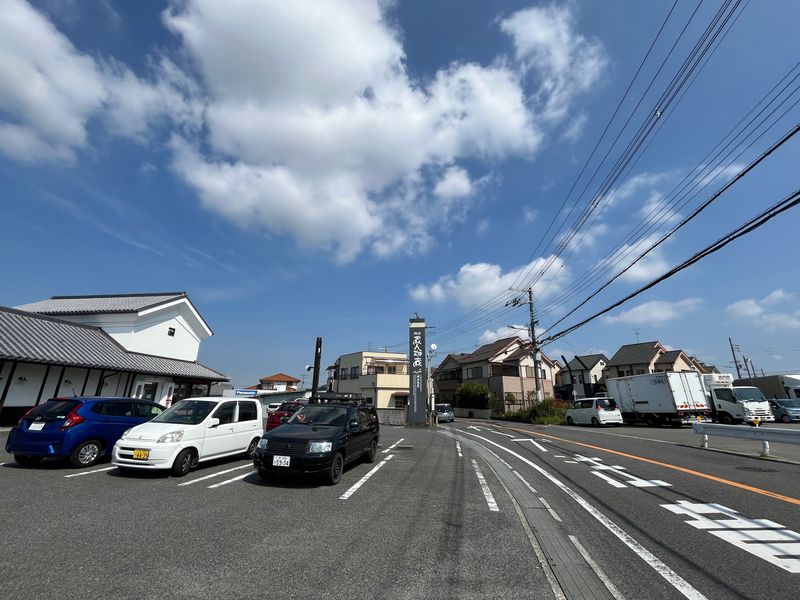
[435,403,455,423]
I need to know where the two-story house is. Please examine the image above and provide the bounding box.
[256,373,301,392]
[328,351,408,408]
[555,354,609,399]
[0,292,228,423]
[602,342,713,381]
[433,337,559,410]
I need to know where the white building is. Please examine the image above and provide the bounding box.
[328,351,408,408]
[0,292,228,423]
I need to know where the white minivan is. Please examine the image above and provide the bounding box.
[566,397,624,427]
[112,397,263,476]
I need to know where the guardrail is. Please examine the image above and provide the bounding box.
[693,421,800,457]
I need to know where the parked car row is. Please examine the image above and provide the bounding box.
[5,395,381,486]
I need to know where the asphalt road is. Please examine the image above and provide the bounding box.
[1,421,799,599]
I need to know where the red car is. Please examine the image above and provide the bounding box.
[266,401,306,431]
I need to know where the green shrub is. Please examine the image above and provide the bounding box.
[454,382,491,410]
[504,398,569,424]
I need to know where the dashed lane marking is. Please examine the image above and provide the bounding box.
[178,463,252,486]
[339,454,394,500]
[494,432,515,438]
[207,471,254,489]
[513,469,538,494]
[64,466,115,478]
[569,535,627,600]
[539,496,562,522]
[455,441,463,458]
[503,426,800,507]
[471,459,499,512]
[457,430,708,600]
[382,438,405,454]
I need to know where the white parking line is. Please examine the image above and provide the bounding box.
[455,441,463,458]
[538,496,563,522]
[0,462,6,467]
[64,466,115,478]
[382,438,405,454]
[458,430,708,600]
[471,459,499,512]
[569,535,626,600]
[340,454,394,500]
[178,463,253,486]
[207,471,255,489]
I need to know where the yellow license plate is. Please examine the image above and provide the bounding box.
[132,449,150,460]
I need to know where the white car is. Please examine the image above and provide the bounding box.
[566,397,624,427]
[112,397,263,476]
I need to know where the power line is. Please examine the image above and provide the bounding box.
[541,185,800,346]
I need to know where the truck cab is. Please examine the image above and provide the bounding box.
[703,374,774,424]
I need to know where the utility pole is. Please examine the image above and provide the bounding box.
[728,337,742,379]
[507,287,542,402]
[743,355,753,380]
[310,337,322,403]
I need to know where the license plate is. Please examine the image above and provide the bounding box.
[132,449,150,460]
[273,455,290,467]
[28,422,45,431]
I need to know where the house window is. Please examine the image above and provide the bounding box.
[387,366,397,374]
[636,369,646,375]
[167,327,176,337]
[349,366,358,379]
[466,366,482,379]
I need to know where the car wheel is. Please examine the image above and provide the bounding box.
[325,452,344,486]
[365,439,378,463]
[591,417,600,427]
[244,437,259,460]
[566,416,574,425]
[14,455,42,467]
[70,440,102,468]
[720,413,733,425]
[781,414,790,423]
[171,449,194,477]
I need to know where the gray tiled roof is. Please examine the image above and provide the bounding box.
[654,350,686,367]
[15,293,186,315]
[462,337,520,364]
[0,307,227,381]
[606,342,663,366]
[567,354,609,371]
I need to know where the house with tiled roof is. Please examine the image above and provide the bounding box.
[432,337,559,409]
[601,342,713,382]
[0,292,228,423]
[555,354,609,388]
[257,372,301,392]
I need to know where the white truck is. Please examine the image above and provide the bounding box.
[732,374,800,401]
[605,371,709,427]
[702,373,774,424]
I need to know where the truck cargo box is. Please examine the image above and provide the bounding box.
[605,371,708,424]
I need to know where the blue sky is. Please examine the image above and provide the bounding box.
[2,0,799,385]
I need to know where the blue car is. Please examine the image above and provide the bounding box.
[6,397,164,468]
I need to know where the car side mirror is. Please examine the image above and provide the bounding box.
[208,417,220,428]
[349,420,361,430]
[280,416,289,423]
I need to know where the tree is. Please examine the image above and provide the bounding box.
[454,382,492,410]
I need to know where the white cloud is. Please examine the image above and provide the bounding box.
[479,324,529,344]
[523,206,539,223]
[409,256,571,309]
[475,219,490,235]
[561,222,609,252]
[596,233,671,282]
[500,4,606,123]
[0,0,200,162]
[726,289,800,331]
[604,298,703,325]
[434,166,473,200]
[561,112,587,141]
[637,191,679,224]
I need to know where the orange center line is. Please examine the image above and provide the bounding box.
[499,425,800,507]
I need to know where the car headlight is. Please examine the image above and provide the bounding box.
[120,428,133,440]
[307,441,332,453]
[157,430,184,443]
[258,438,269,449]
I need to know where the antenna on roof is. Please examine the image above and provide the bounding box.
[633,328,641,342]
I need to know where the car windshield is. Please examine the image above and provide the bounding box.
[278,402,303,413]
[733,387,766,402]
[152,400,217,424]
[288,405,348,426]
[26,399,80,419]
[436,404,452,412]
[777,399,800,408]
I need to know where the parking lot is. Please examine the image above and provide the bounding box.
[2,420,799,600]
